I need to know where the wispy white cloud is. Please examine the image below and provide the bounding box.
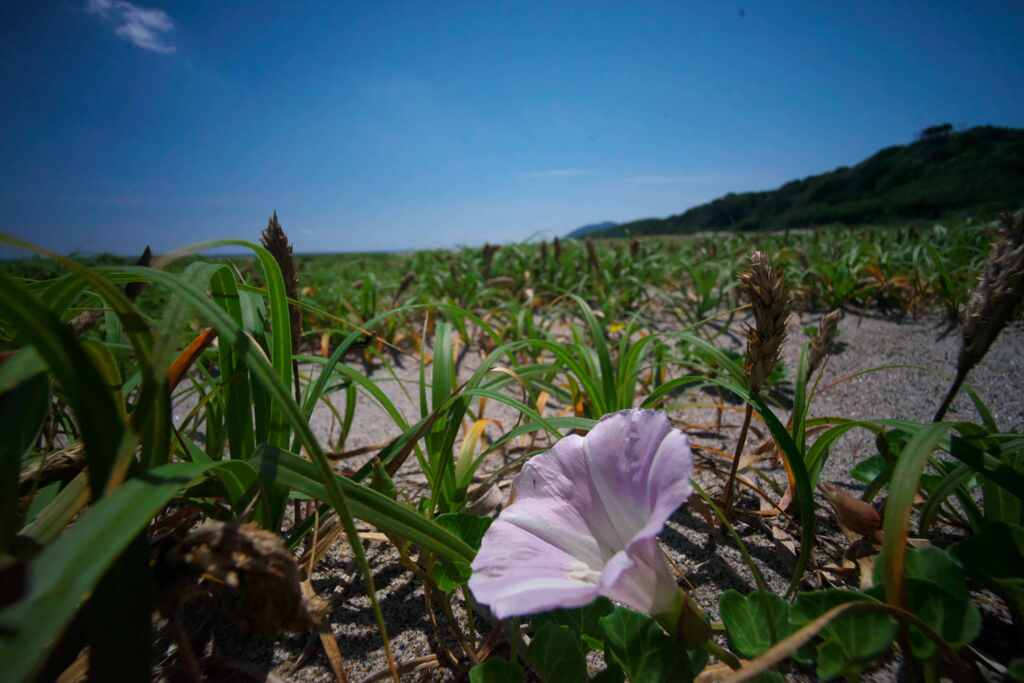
[628,174,715,185]
[86,0,176,54]
[524,168,594,179]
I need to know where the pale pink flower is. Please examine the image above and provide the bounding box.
[469,409,692,621]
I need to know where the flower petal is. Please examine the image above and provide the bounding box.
[585,410,693,546]
[500,433,622,566]
[468,516,600,619]
[598,535,681,617]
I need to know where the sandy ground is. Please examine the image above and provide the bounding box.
[166,311,1024,682]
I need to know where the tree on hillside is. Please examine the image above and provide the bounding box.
[918,123,954,141]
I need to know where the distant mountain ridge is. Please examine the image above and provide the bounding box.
[566,221,618,239]
[581,125,1024,239]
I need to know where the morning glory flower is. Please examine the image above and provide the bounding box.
[469,409,692,624]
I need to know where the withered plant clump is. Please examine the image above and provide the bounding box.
[161,521,326,634]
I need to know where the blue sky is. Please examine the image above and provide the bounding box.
[2,1,1023,256]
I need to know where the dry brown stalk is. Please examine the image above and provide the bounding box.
[19,443,84,490]
[935,210,1024,421]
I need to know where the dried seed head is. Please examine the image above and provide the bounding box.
[958,210,1024,375]
[553,236,562,263]
[394,271,416,304]
[167,521,326,633]
[481,243,501,277]
[124,245,152,301]
[629,238,640,260]
[740,251,790,391]
[585,238,600,274]
[260,212,301,350]
[808,309,842,376]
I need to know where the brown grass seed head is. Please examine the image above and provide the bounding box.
[260,211,302,348]
[741,250,790,391]
[808,308,843,376]
[958,210,1024,375]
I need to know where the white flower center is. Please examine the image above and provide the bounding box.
[566,560,602,585]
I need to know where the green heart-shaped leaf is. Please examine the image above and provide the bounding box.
[791,590,896,680]
[719,590,794,659]
[599,606,706,683]
[469,657,523,683]
[527,623,587,683]
[531,596,615,652]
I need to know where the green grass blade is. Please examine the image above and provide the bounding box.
[0,272,124,497]
[616,332,658,409]
[791,344,810,450]
[877,423,952,608]
[569,295,618,410]
[299,355,411,431]
[209,265,256,460]
[18,472,90,546]
[250,446,475,562]
[947,433,1024,504]
[0,347,47,393]
[523,339,606,416]
[917,463,974,535]
[679,333,748,386]
[746,390,817,597]
[210,241,294,448]
[0,374,49,552]
[639,375,706,408]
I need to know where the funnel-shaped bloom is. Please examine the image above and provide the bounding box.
[469,409,692,621]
